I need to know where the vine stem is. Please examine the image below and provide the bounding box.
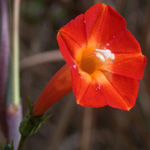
[17,136,26,150]
[12,0,22,149]
[12,0,21,108]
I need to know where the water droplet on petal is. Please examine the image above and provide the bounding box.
[80,76,84,79]
[73,64,77,69]
[84,21,86,23]
[106,43,110,46]
[96,83,101,90]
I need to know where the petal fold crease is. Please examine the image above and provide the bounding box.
[101,54,146,79]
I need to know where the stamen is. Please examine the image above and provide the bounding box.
[95,49,115,62]
[94,52,105,62]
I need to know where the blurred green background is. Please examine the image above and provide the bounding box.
[1,0,150,149]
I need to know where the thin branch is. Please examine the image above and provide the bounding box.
[12,0,20,107]
[80,108,93,150]
[7,0,22,149]
[47,99,75,150]
[20,50,63,70]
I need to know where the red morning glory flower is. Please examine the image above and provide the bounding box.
[33,3,146,116]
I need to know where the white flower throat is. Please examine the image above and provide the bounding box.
[94,49,115,62]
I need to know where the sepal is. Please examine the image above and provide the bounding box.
[19,97,50,138]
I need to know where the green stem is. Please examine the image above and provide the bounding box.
[17,136,26,150]
[12,0,21,107]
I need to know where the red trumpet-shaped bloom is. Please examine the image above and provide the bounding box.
[57,3,146,109]
[33,3,146,116]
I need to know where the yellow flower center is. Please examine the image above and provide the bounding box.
[80,49,115,75]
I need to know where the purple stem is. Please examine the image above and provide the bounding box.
[0,0,10,138]
[7,103,22,150]
[0,1,22,149]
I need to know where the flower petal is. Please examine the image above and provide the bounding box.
[103,72,139,110]
[56,3,146,111]
[70,65,107,107]
[84,3,106,49]
[57,14,87,65]
[92,71,139,110]
[33,64,72,116]
[84,3,126,48]
[106,30,141,54]
[57,33,75,65]
[78,80,107,107]
[101,54,146,79]
[97,5,126,47]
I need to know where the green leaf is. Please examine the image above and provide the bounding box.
[19,98,50,138]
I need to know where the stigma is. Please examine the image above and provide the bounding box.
[95,49,115,62]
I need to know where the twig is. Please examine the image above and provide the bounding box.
[17,136,26,150]
[12,0,20,107]
[47,99,75,150]
[20,50,63,70]
[8,0,22,149]
[80,108,93,150]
